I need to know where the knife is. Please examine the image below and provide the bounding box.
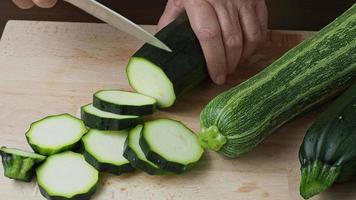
[64,0,172,52]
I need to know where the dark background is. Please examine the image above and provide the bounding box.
[0,0,355,35]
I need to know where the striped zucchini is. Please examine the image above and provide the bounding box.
[199,4,356,158]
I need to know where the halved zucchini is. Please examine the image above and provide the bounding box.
[123,125,165,175]
[26,114,87,156]
[139,119,204,173]
[93,90,157,115]
[81,104,142,130]
[82,129,134,175]
[36,151,99,200]
[0,147,46,182]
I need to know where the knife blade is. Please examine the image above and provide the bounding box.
[64,0,172,52]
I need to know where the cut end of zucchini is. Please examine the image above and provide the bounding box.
[0,147,46,182]
[36,151,98,200]
[0,147,46,161]
[127,57,176,108]
[300,161,341,199]
[198,126,226,151]
[26,114,87,156]
[82,129,134,174]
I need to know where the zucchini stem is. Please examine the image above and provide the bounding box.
[300,161,341,199]
[198,126,226,151]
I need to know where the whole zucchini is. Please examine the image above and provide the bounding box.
[299,83,356,199]
[199,4,356,157]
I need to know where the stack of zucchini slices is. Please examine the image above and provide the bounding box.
[1,89,203,200]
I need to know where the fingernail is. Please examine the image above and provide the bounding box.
[215,74,226,85]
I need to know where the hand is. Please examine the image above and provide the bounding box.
[157,0,268,85]
[12,0,57,9]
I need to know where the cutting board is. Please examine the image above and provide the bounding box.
[0,21,355,200]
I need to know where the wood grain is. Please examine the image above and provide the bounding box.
[0,21,355,200]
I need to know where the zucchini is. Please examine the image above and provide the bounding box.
[139,119,204,174]
[82,129,134,175]
[0,147,46,182]
[81,104,142,130]
[199,4,356,158]
[36,151,99,200]
[127,14,208,108]
[299,83,356,199]
[93,90,157,115]
[123,125,165,175]
[26,114,87,156]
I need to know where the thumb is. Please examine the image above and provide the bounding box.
[157,0,184,31]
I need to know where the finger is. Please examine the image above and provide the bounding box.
[157,0,184,31]
[208,0,243,74]
[32,0,57,8]
[12,0,35,9]
[256,0,268,42]
[239,4,262,61]
[183,0,227,85]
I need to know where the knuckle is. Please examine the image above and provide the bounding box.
[225,35,243,49]
[196,26,221,41]
[247,30,262,44]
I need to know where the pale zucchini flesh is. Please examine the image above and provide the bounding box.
[140,119,204,173]
[82,129,134,175]
[26,114,87,156]
[36,151,99,200]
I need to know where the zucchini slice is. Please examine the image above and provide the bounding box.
[139,119,204,173]
[127,14,208,108]
[0,147,46,182]
[81,104,142,130]
[82,129,134,175]
[26,114,87,156]
[123,125,165,175]
[36,151,99,200]
[93,90,157,115]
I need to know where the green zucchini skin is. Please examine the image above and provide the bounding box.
[38,186,97,200]
[299,83,356,199]
[139,135,188,174]
[0,147,46,182]
[199,4,356,158]
[93,90,157,116]
[127,13,208,107]
[123,125,166,175]
[81,105,142,131]
[83,151,134,175]
[93,96,155,116]
[123,143,165,175]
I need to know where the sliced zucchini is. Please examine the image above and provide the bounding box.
[0,147,46,182]
[26,114,87,156]
[93,90,157,115]
[139,119,204,173]
[123,125,165,175]
[36,151,99,200]
[82,129,134,175]
[81,104,142,130]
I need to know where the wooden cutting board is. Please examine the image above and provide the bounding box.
[0,20,355,200]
